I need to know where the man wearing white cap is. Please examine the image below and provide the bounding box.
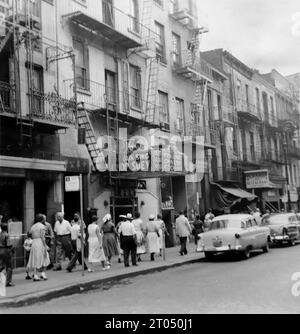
[118,213,137,267]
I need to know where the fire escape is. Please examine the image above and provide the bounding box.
[0,0,76,161]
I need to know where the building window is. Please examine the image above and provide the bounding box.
[250,132,255,161]
[73,38,89,90]
[236,79,241,100]
[129,65,142,109]
[129,0,139,33]
[171,33,181,66]
[105,70,117,105]
[270,96,275,121]
[102,0,114,27]
[155,21,166,64]
[158,91,169,127]
[245,84,249,105]
[256,88,260,113]
[175,98,184,133]
[232,128,238,154]
[30,65,43,116]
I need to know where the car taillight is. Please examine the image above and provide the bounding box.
[235,233,240,239]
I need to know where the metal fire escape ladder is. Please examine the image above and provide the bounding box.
[141,0,153,50]
[77,107,102,170]
[17,1,36,147]
[145,57,159,124]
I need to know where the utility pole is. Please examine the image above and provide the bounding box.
[283,132,292,212]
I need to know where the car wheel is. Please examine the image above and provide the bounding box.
[242,248,251,260]
[289,239,296,247]
[204,252,214,261]
[262,242,269,253]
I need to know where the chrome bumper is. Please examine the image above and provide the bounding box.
[197,245,243,252]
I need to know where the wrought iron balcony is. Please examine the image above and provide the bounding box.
[0,81,76,127]
[64,78,161,127]
[185,122,217,148]
[169,6,208,32]
[171,50,213,83]
[237,99,262,123]
[30,90,76,126]
[62,0,148,50]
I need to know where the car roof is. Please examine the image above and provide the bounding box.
[212,214,253,222]
[268,213,296,219]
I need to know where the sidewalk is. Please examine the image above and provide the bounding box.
[0,245,204,308]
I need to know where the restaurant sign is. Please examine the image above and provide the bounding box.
[245,170,270,189]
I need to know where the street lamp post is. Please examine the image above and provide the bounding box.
[283,133,292,212]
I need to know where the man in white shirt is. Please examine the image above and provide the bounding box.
[176,211,192,256]
[119,213,137,267]
[53,212,72,271]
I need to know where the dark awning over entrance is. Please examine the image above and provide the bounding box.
[211,182,257,210]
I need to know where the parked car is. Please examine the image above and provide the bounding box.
[261,213,300,246]
[197,214,271,260]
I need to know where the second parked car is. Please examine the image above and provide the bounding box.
[261,213,300,246]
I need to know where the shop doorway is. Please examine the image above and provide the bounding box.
[64,191,80,222]
[0,179,23,222]
[34,181,51,217]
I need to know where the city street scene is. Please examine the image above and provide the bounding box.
[0,0,300,315]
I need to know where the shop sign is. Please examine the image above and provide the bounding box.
[245,170,270,189]
[162,197,174,210]
[65,176,80,192]
[63,157,90,174]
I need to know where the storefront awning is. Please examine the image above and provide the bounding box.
[212,183,257,200]
[211,182,257,211]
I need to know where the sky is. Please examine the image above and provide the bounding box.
[198,0,300,76]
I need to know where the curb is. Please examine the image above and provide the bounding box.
[0,257,202,309]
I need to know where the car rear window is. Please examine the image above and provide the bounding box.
[209,219,243,230]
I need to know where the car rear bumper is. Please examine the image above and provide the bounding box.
[197,245,243,252]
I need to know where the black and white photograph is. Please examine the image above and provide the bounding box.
[0,0,300,318]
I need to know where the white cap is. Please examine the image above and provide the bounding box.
[103,214,112,223]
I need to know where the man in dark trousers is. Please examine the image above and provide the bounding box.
[0,223,14,287]
[119,214,137,267]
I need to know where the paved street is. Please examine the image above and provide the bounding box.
[3,245,300,314]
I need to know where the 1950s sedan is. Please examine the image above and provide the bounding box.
[197,214,271,260]
[261,213,300,246]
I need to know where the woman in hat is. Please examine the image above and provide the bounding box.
[145,215,160,261]
[87,216,110,272]
[101,213,119,266]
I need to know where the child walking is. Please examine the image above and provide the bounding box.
[23,232,33,280]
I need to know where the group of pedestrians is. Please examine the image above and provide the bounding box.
[0,210,172,286]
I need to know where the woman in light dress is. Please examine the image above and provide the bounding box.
[88,216,110,272]
[156,214,169,257]
[132,212,146,262]
[145,215,160,262]
[27,215,50,282]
